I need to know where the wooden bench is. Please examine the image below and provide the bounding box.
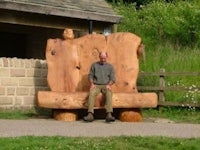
[37,31,158,122]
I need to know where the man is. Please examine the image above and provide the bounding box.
[83,51,116,122]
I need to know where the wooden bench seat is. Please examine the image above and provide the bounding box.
[37,31,158,122]
[37,91,157,122]
[37,91,158,109]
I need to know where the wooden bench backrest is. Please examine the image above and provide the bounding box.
[46,32,141,93]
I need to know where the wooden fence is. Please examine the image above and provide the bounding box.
[138,69,200,107]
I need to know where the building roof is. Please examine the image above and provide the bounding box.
[0,0,122,23]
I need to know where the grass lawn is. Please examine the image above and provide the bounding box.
[142,107,200,124]
[0,136,200,150]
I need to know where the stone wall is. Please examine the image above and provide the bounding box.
[0,57,49,109]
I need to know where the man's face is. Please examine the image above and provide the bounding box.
[99,53,107,64]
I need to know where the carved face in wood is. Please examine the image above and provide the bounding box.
[62,28,75,40]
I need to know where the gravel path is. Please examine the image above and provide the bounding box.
[0,119,200,138]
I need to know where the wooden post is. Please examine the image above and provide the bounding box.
[159,68,165,102]
[111,24,118,33]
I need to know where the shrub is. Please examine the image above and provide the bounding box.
[112,1,200,48]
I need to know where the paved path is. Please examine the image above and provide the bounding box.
[0,119,200,138]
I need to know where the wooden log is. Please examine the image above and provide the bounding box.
[37,91,158,109]
[119,108,143,122]
[53,109,78,121]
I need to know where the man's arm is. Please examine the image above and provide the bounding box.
[88,64,96,89]
[106,65,115,89]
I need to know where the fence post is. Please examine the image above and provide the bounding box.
[159,68,165,102]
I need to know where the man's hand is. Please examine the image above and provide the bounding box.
[106,84,111,90]
[90,83,96,90]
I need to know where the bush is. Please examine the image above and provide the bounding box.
[113,0,200,48]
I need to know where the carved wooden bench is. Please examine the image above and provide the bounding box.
[37,31,158,122]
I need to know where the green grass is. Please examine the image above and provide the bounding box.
[138,37,200,104]
[0,136,200,150]
[0,110,36,119]
[142,107,200,124]
[139,47,200,72]
[0,109,51,120]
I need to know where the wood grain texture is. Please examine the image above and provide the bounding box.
[46,33,142,93]
[119,108,143,122]
[37,91,158,109]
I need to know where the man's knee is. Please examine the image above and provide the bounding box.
[89,88,99,97]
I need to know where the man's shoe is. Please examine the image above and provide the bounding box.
[83,112,94,122]
[105,112,115,122]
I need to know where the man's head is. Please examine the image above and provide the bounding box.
[99,52,108,65]
[63,28,75,40]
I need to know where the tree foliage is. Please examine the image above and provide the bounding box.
[111,0,200,48]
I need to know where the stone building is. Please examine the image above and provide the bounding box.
[0,0,122,109]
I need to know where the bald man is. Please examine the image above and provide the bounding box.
[83,52,116,122]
